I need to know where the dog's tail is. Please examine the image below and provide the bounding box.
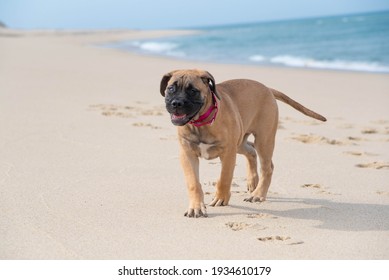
[271,88,327,122]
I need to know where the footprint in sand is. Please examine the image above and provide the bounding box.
[138,107,165,116]
[132,122,161,129]
[343,151,378,157]
[343,151,363,156]
[346,136,367,142]
[376,191,389,196]
[288,241,305,245]
[301,183,321,189]
[292,134,378,145]
[257,236,304,245]
[355,162,389,170]
[364,120,389,135]
[257,236,291,242]
[204,181,217,187]
[247,213,278,219]
[361,128,378,134]
[89,104,165,118]
[317,190,341,195]
[301,184,340,195]
[226,222,267,231]
[225,222,251,231]
[89,104,135,118]
[291,134,343,145]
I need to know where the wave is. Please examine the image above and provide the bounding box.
[113,39,389,73]
[249,54,389,73]
[249,55,266,62]
[130,41,186,57]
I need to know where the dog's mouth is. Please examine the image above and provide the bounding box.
[171,113,187,121]
[166,98,203,126]
[168,102,204,126]
[170,113,195,126]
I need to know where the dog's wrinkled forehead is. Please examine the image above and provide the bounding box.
[169,72,207,91]
[160,69,218,98]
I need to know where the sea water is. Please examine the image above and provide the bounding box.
[111,11,389,73]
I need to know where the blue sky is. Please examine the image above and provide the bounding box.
[1,0,389,29]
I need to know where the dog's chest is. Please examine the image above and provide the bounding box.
[181,136,221,160]
[197,142,215,160]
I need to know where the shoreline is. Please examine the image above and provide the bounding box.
[0,29,388,259]
[98,14,389,75]
[109,45,389,75]
[113,48,389,76]
[2,27,389,75]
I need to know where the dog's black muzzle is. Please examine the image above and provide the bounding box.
[165,97,203,126]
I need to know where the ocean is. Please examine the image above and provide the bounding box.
[110,11,389,73]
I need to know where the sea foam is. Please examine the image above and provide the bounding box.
[270,55,389,72]
[131,41,186,57]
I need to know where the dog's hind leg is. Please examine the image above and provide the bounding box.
[244,138,275,202]
[238,134,259,193]
[244,112,278,203]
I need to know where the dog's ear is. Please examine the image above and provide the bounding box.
[160,71,174,97]
[201,71,220,100]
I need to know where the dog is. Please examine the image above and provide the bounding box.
[160,69,326,217]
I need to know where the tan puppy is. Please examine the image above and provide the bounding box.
[160,69,326,217]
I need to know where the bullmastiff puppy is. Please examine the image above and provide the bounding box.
[160,69,326,218]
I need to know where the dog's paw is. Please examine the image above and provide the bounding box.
[184,205,208,218]
[247,176,259,193]
[209,192,231,207]
[244,196,266,203]
[209,197,227,207]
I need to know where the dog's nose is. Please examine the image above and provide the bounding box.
[171,100,185,108]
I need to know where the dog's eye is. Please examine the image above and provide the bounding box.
[167,85,176,94]
[189,88,199,95]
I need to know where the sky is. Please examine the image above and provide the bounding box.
[0,0,389,30]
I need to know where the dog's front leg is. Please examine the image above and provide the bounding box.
[180,148,207,218]
[209,150,237,207]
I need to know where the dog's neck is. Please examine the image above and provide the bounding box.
[189,92,218,127]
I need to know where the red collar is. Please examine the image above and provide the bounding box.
[189,92,218,127]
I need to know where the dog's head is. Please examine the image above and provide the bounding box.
[160,69,219,126]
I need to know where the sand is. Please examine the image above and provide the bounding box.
[0,28,388,260]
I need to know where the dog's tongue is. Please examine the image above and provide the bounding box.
[172,114,187,120]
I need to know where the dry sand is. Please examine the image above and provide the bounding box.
[0,29,388,259]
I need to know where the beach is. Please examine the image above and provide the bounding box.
[0,28,388,259]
